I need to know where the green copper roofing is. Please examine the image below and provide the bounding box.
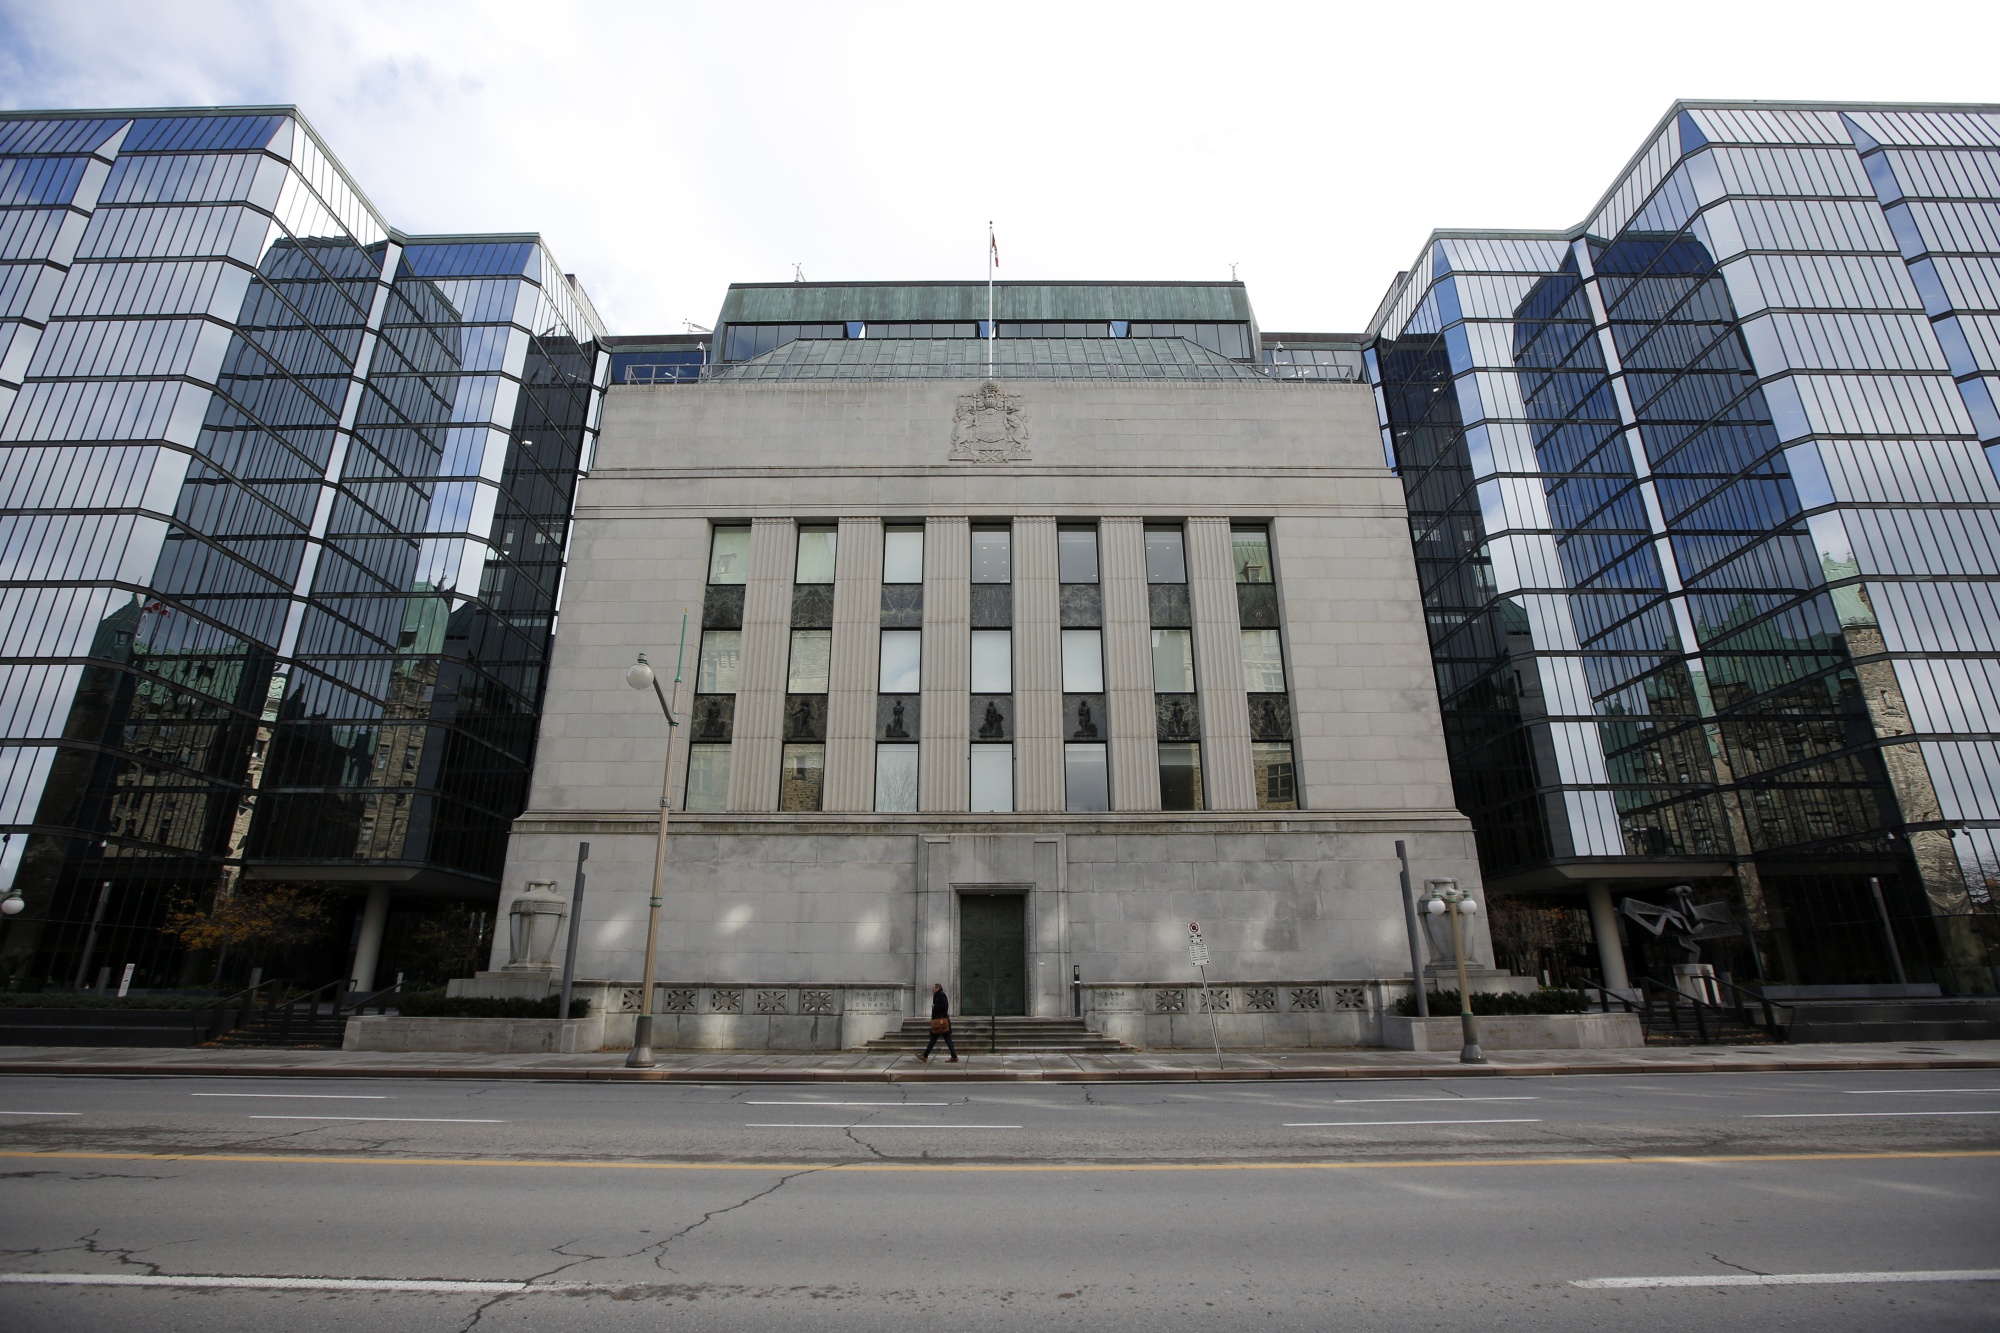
[704,336,1275,382]
[716,281,1255,326]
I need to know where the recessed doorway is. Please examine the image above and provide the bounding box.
[959,892,1026,1016]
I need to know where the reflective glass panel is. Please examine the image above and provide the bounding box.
[1065,743,1110,812]
[1061,630,1104,692]
[1252,743,1297,810]
[1232,528,1272,584]
[788,629,832,693]
[1058,526,1099,583]
[1159,742,1203,811]
[1240,629,1285,692]
[698,630,742,694]
[1152,629,1195,693]
[795,526,836,584]
[879,629,922,693]
[971,743,1014,812]
[709,527,750,585]
[1145,528,1187,583]
[685,745,731,812]
[779,743,825,812]
[883,527,924,583]
[875,743,919,812]
[971,629,1012,693]
[972,527,1012,583]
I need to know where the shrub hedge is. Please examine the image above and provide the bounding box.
[394,992,588,1019]
[0,993,220,1010]
[1394,988,1587,1017]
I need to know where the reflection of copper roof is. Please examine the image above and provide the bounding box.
[707,336,1277,382]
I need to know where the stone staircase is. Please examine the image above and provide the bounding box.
[864,1016,1132,1055]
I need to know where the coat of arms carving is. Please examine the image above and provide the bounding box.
[950,382,1030,463]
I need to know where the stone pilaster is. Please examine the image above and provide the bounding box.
[726,517,796,810]
[1013,516,1063,811]
[1099,516,1158,810]
[1188,515,1254,809]
[823,516,883,811]
[919,515,970,810]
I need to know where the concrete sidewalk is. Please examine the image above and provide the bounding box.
[2,1039,1998,1082]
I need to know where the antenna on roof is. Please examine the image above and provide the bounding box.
[793,262,805,283]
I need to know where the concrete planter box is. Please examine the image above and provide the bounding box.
[343,1014,604,1054]
[1382,1012,1643,1051]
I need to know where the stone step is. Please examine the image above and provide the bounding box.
[862,1017,1132,1054]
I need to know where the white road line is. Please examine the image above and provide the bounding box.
[247,1116,505,1124]
[1573,1270,2000,1290]
[0,1273,538,1294]
[1317,1097,1538,1104]
[1844,1088,2000,1095]
[194,1093,389,1100]
[744,1123,1022,1130]
[742,1101,951,1107]
[1285,1118,1542,1128]
[0,1111,80,1116]
[1746,1110,2000,1119]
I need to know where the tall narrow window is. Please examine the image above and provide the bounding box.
[1252,743,1297,810]
[1158,743,1203,811]
[1057,526,1099,583]
[1236,524,1296,810]
[1241,629,1286,692]
[875,743,919,812]
[1065,743,1109,812]
[879,630,922,693]
[971,630,1012,693]
[1151,629,1195,693]
[971,526,1011,583]
[782,525,834,812]
[1060,630,1103,692]
[794,525,837,583]
[883,526,924,583]
[972,744,1014,812]
[787,629,832,693]
[1144,526,1187,583]
[779,742,825,812]
[689,524,748,811]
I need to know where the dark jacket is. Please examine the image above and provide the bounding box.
[931,989,950,1019]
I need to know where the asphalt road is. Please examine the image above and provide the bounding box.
[1,1068,1996,1330]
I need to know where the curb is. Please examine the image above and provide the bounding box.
[3,1056,1998,1083]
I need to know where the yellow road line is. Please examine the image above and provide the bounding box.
[1,1148,1996,1174]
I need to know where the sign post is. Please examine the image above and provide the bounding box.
[1188,922,1223,1070]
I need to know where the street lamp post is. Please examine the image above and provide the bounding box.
[1425,878,1486,1064]
[623,612,687,1070]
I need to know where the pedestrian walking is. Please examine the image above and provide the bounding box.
[919,981,959,1062]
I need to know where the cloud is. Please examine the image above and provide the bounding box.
[1,0,1989,332]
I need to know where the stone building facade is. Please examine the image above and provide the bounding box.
[490,283,1494,1048]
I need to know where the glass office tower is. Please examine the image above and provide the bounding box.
[1368,101,2000,993]
[0,108,606,990]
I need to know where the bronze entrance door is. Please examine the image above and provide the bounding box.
[959,893,1026,1017]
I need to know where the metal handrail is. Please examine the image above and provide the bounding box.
[1588,976,1783,1044]
[192,976,278,1043]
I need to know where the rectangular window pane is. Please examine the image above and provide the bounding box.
[970,743,1014,812]
[875,743,918,812]
[970,629,1012,692]
[779,743,825,811]
[1144,527,1186,583]
[1064,742,1110,812]
[1057,526,1099,583]
[1240,629,1285,692]
[697,630,741,694]
[1061,629,1103,692]
[883,527,924,583]
[1252,743,1297,810]
[788,629,831,692]
[1151,628,1195,693]
[685,745,731,812]
[709,526,750,585]
[971,527,1011,583]
[1159,742,1203,811]
[1232,528,1272,584]
[795,526,836,583]
[879,629,922,693]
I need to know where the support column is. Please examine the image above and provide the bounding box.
[1099,517,1158,810]
[1585,883,1630,992]
[1013,516,1063,811]
[823,517,883,810]
[1187,516,1254,809]
[726,517,796,810]
[349,884,392,992]
[919,516,970,811]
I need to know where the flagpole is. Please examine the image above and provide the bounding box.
[986,220,995,381]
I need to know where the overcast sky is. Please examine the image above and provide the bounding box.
[1,1,1993,334]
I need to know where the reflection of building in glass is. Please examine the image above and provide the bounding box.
[1367,101,2000,994]
[0,108,606,992]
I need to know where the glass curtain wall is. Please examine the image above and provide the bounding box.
[1367,102,2000,991]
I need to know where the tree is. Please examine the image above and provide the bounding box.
[163,885,329,970]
